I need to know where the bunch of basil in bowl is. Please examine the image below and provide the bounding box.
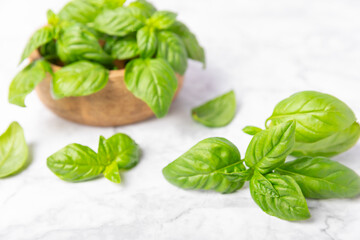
[9,0,205,126]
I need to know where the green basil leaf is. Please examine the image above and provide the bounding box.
[56,23,112,65]
[93,7,145,36]
[47,143,105,182]
[0,122,28,178]
[47,9,59,26]
[156,31,188,74]
[9,60,52,107]
[110,36,140,60]
[128,0,157,17]
[58,0,103,24]
[98,134,140,169]
[102,0,126,9]
[276,156,360,199]
[169,21,205,66]
[245,121,296,174]
[242,126,263,136]
[20,26,55,63]
[162,137,246,193]
[191,90,236,128]
[137,26,157,58]
[292,122,360,157]
[124,58,177,118]
[52,60,109,99]
[148,11,177,29]
[250,172,310,221]
[266,91,357,143]
[103,161,121,183]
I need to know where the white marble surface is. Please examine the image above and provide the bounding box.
[1,0,360,239]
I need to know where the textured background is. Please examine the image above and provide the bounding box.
[0,0,360,239]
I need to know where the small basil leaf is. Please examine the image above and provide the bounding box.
[124,58,177,118]
[0,122,28,178]
[47,143,105,182]
[98,134,140,169]
[58,0,103,24]
[20,26,55,63]
[103,161,121,184]
[93,7,145,36]
[191,90,236,128]
[9,60,52,107]
[56,23,112,65]
[266,91,357,143]
[137,26,157,58]
[128,0,157,17]
[242,126,263,136]
[250,172,310,221]
[292,122,360,157]
[162,137,246,193]
[47,9,59,26]
[245,121,296,174]
[156,31,188,74]
[276,156,360,199]
[52,61,109,99]
[169,21,205,66]
[148,11,177,29]
[110,36,140,60]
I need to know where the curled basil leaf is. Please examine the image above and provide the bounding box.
[250,172,310,221]
[110,36,140,60]
[137,26,157,58]
[276,156,360,199]
[128,0,157,17]
[242,126,263,136]
[0,122,28,178]
[162,137,246,193]
[245,121,296,174]
[191,90,236,128]
[148,11,177,29]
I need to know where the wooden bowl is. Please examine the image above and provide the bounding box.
[30,51,184,127]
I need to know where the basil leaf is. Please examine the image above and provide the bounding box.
[58,0,103,24]
[102,0,126,9]
[292,122,360,157]
[0,122,28,178]
[191,90,236,128]
[98,134,140,170]
[9,60,52,107]
[47,9,59,26]
[169,21,205,66]
[137,26,157,58]
[245,121,296,174]
[20,26,55,63]
[103,161,121,184]
[242,126,263,136]
[47,143,105,182]
[93,7,145,36]
[52,61,109,99]
[276,156,360,199]
[156,31,188,74]
[110,36,140,60]
[148,11,177,29]
[266,91,357,143]
[128,0,157,17]
[250,172,310,221]
[162,137,246,193]
[56,23,112,65]
[124,58,177,118]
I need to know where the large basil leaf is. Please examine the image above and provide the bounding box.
[266,91,357,143]
[148,11,177,29]
[9,60,52,107]
[0,122,28,178]
[162,137,247,193]
[245,121,296,174]
[110,36,140,60]
[276,156,360,199]
[98,133,140,169]
[93,7,145,36]
[124,58,177,118]
[128,0,156,17]
[52,61,109,99]
[242,126,263,136]
[137,26,157,58]
[250,172,310,221]
[20,26,55,63]
[58,0,103,24]
[103,161,121,184]
[292,122,360,157]
[157,31,188,74]
[169,21,205,66]
[191,90,236,128]
[47,143,105,182]
[56,23,112,65]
